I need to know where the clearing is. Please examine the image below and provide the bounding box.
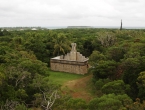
[61,74,94,102]
[48,70,94,102]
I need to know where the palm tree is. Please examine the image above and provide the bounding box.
[53,33,71,56]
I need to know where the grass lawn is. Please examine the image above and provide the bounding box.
[47,69,95,102]
[48,69,85,85]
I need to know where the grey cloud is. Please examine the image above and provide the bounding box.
[0,0,145,27]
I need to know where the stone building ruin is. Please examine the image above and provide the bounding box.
[50,43,89,74]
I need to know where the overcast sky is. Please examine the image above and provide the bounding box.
[0,0,145,27]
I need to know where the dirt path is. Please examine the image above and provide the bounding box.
[61,74,94,102]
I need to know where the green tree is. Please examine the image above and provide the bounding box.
[0,72,5,85]
[95,78,111,90]
[53,33,71,55]
[92,60,118,80]
[24,32,50,64]
[2,29,11,36]
[15,103,28,110]
[0,29,3,36]
[97,31,117,47]
[89,50,106,67]
[106,46,124,62]
[137,71,145,86]
[101,80,130,95]
[122,58,141,99]
[66,98,87,110]
[88,94,132,110]
[137,71,145,101]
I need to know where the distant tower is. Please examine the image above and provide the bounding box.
[120,19,122,30]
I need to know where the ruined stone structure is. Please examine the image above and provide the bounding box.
[50,43,89,74]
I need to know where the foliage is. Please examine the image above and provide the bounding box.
[101,80,130,95]
[66,98,87,109]
[92,60,118,80]
[97,31,117,47]
[137,71,145,86]
[1,28,145,109]
[137,71,145,101]
[15,103,28,110]
[89,50,106,66]
[106,46,124,62]
[88,94,132,110]
[94,78,111,90]
[52,33,71,55]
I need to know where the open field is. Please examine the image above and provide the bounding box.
[48,70,85,85]
[48,69,94,102]
[61,74,94,102]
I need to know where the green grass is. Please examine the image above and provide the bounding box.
[48,69,85,85]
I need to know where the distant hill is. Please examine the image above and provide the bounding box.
[67,26,93,28]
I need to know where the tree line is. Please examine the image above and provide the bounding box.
[1,28,145,109]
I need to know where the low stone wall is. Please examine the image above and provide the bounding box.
[50,59,88,75]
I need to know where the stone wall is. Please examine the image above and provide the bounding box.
[50,59,88,75]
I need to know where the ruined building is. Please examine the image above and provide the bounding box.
[50,43,89,74]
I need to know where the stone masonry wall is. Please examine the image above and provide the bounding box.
[50,59,88,75]
[50,43,88,74]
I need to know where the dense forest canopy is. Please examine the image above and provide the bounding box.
[1,28,145,109]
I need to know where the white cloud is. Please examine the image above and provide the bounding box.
[0,0,145,27]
